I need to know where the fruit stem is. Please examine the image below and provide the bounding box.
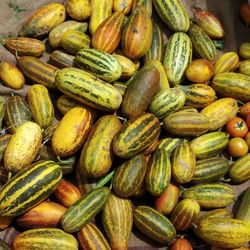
[95,170,115,189]
[7,172,12,181]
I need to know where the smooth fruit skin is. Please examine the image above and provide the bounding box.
[227,137,249,158]
[15,201,66,229]
[226,117,248,138]
[186,59,214,83]
[65,0,91,21]
[155,181,180,215]
[51,107,92,158]
[170,238,193,250]
[53,179,82,207]
[0,62,25,90]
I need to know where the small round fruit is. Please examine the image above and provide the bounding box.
[226,117,248,138]
[186,59,214,83]
[244,131,250,148]
[227,137,249,158]
[170,238,193,250]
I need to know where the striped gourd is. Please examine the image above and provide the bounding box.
[149,87,186,119]
[55,67,123,112]
[201,98,238,131]
[112,55,137,79]
[12,228,78,250]
[0,160,62,217]
[133,206,176,244]
[18,3,66,38]
[236,187,250,223]
[79,115,121,178]
[157,137,182,156]
[177,84,217,108]
[163,32,192,86]
[61,187,110,233]
[154,181,180,215]
[195,208,233,224]
[195,218,250,249]
[188,23,217,61]
[211,72,250,102]
[193,7,225,39]
[132,0,153,17]
[92,12,126,54]
[170,199,200,231]
[48,20,88,48]
[3,37,45,57]
[56,94,99,121]
[15,200,66,229]
[163,111,210,137]
[121,64,160,119]
[229,153,250,184]
[77,223,111,250]
[239,60,250,76]
[143,137,159,155]
[75,48,122,82]
[143,21,163,63]
[102,193,133,250]
[27,84,54,129]
[190,132,229,159]
[239,42,250,59]
[112,153,148,198]
[172,140,196,184]
[121,4,153,59]
[214,52,239,75]
[61,30,90,55]
[192,157,230,184]
[89,0,113,35]
[152,0,190,32]
[113,0,134,14]
[4,95,32,134]
[4,121,42,174]
[52,107,92,158]
[65,0,91,21]
[17,56,58,89]
[113,113,161,158]
[0,134,11,162]
[145,149,171,196]
[144,59,170,90]
[49,50,75,69]
[178,106,199,113]
[182,183,235,209]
